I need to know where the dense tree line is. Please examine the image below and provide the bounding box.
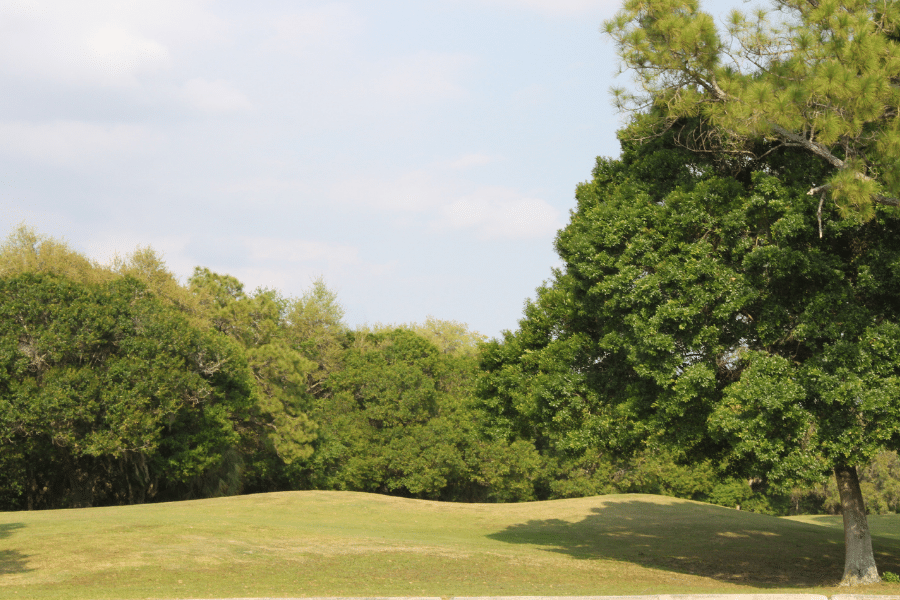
[0,227,543,508]
[3,224,899,519]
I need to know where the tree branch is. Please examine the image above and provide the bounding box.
[818,192,826,238]
[769,124,846,169]
[874,194,900,207]
[807,184,900,207]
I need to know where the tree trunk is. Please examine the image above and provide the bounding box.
[835,464,880,585]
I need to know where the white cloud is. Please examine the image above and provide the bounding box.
[245,238,360,266]
[264,4,363,57]
[444,153,500,170]
[0,1,48,18]
[212,176,311,199]
[436,187,560,240]
[84,23,170,80]
[181,78,252,113]
[453,0,616,15]
[219,267,300,296]
[0,0,224,87]
[0,120,162,168]
[331,171,450,213]
[366,52,474,104]
[329,169,560,240]
[235,237,396,297]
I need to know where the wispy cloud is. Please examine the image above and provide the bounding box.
[329,166,560,241]
[331,171,451,213]
[366,52,474,104]
[447,0,617,15]
[230,237,395,298]
[84,24,170,81]
[0,0,224,87]
[181,78,252,113]
[245,238,360,266]
[444,153,500,170]
[436,187,560,240]
[263,3,364,57]
[329,168,560,240]
[0,120,161,168]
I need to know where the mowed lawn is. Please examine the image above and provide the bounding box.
[4,492,900,599]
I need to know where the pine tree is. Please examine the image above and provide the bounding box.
[605,0,900,232]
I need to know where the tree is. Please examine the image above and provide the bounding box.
[477,129,900,585]
[0,225,199,313]
[0,225,113,284]
[284,277,348,399]
[188,268,318,491]
[605,0,900,226]
[306,328,541,501]
[359,316,488,358]
[0,273,255,508]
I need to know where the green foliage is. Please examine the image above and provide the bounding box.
[796,450,900,515]
[0,225,113,284]
[0,226,553,507]
[18,219,889,513]
[605,0,900,220]
[285,277,348,399]
[0,226,198,310]
[0,273,255,508]
[188,268,318,491]
[111,246,199,313]
[478,130,900,507]
[357,316,488,359]
[305,328,542,501]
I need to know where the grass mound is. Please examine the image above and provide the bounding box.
[2,491,900,599]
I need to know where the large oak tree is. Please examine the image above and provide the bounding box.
[478,129,900,585]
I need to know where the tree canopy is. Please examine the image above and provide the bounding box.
[605,0,900,224]
[0,272,255,508]
[478,128,900,584]
[304,327,541,502]
[0,228,545,507]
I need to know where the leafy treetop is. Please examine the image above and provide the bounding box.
[605,0,900,224]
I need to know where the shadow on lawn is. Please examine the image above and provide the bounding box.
[487,498,900,588]
[0,522,31,575]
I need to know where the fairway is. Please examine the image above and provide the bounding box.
[3,491,900,599]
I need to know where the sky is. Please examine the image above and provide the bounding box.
[0,0,748,338]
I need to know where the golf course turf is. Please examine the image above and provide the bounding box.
[3,491,900,599]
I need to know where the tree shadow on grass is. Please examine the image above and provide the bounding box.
[0,523,31,575]
[487,497,900,588]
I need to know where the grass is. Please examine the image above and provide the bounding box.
[4,491,900,599]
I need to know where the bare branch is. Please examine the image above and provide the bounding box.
[818,192,826,238]
[769,124,846,169]
[808,183,900,208]
[874,194,900,207]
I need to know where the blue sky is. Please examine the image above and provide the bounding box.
[0,0,747,338]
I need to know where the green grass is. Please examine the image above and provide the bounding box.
[4,491,900,599]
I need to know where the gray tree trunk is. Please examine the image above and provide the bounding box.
[835,464,880,585]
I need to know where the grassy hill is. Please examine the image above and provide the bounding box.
[3,491,900,599]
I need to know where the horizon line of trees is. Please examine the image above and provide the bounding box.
[2,224,899,517]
